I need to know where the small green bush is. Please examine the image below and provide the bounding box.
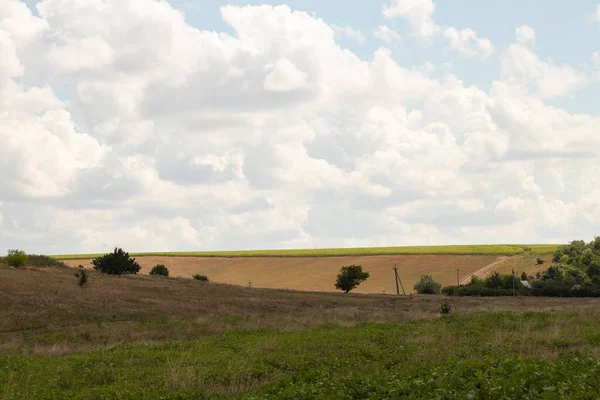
[536,256,544,265]
[150,264,169,277]
[6,249,28,267]
[414,275,441,294]
[440,303,452,315]
[74,269,88,287]
[92,248,141,275]
[193,274,209,282]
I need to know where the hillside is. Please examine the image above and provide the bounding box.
[3,262,600,398]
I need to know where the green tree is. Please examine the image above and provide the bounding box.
[6,249,28,267]
[485,272,503,289]
[413,275,441,294]
[92,248,141,275]
[335,265,369,293]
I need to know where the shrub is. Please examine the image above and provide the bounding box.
[6,249,28,267]
[335,265,370,293]
[150,264,169,277]
[92,248,141,275]
[521,271,528,281]
[537,257,544,265]
[75,269,88,287]
[442,285,516,297]
[440,303,452,315]
[414,275,441,294]
[27,255,69,268]
[193,274,209,282]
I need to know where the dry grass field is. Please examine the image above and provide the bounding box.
[2,263,599,357]
[61,254,505,294]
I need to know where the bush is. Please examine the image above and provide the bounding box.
[442,285,516,297]
[414,275,441,294]
[521,271,528,281]
[335,265,369,293]
[537,257,544,265]
[150,264,169,277]
[6,249,28,267]
[92,248,141,275]
[74,269,88,287]
[440,303,452,315]
[193,274,209,282]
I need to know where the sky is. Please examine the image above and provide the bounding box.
[1,0,600,254]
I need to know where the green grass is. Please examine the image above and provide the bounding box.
[2,311,600,399]
[51,244,560,260]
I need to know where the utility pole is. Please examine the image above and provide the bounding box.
[393,265,407,295]
[394,265,400,295]
[512,269,516,296]
[457,268,460,286]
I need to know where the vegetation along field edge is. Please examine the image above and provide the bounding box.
[51,244,560,260]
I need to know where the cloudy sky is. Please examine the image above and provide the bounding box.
[1,0,600,254]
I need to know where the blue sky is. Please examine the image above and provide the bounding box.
[1,0,600,253]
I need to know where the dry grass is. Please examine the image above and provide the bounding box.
[61,254,501,294]
[2,264,600,356]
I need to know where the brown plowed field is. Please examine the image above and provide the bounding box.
[61,255,500,294]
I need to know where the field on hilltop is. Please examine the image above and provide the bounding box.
[3,259,600,398]
[63,254,500,294]
[60,247,557,294]
[52,243,560,260]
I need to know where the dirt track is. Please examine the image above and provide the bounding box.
[62,254,500,294]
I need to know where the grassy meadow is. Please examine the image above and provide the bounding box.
[3,260,600,398]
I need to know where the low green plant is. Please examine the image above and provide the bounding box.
[149,264,169,277]
[413,275,441,294]
[440,303,452,315]
[192,274,209,282]
[6,249,28,267]
[537,256,544,265]
[74,269,88,287]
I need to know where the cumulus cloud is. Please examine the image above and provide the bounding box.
[373,25,402,43]
[502,30,589,98]
[443,27,494,59]
[382,0,439,37]
[0,0,598,253]
[332,24,366,44]
[516,25,536,45]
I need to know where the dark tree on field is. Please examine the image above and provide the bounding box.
[150,264,169,277]
[92,248,141,275]
[520,271,528,281]
[335,265,369,293]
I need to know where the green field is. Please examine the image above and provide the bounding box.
[2,312,600,399]
[52,244,560,260]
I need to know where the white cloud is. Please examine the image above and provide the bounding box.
[0,0,599,254]
[502,40,589,98]
[443,27,494,59]
[516,25,536,45]
[595,4,600,22]
[373,25,402,43]
[382,0,439,37]
[263,58,308,92]
[332,24,366,44]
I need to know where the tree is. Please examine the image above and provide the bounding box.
[150,264,169,277]
[6,249,28,267]
[92,248,141,275]
[413,275,441,294]
[485,272,503,289]
[335,265,369,293]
